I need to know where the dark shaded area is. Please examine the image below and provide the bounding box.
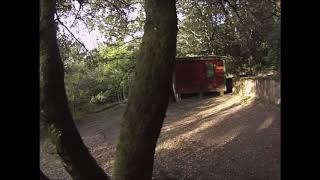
[226,77,233,93]
[180,92,221,99]
[40,170,50,180]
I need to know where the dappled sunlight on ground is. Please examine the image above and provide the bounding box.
[206,125,246,148]
[156,96,250,153]
[153,95,280,179]
[257,115,275,132]
[194,95,243,117]
[40,94,280,180]
[161,95,243,134]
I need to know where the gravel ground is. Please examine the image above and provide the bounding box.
[40,94,280,180]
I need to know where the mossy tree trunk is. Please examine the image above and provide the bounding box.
[40,0,109,179]
[113,0,178,180]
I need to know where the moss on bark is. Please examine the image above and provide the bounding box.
[113,0,178,180]
[40,0,109,179]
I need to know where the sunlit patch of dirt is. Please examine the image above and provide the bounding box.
[40,94,280,180]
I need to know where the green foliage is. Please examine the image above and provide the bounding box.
[52,0,280,120]
[47,124,62,145]
[176,0,280,76]
[265,19,280,70]
[60,39,137,118]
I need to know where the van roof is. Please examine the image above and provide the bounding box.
[176,56,227,61]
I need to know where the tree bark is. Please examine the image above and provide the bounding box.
[40,170,50,180]
[40,0,109,179]
[113,0,178,179]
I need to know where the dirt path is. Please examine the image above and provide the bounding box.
[40,94,280,180]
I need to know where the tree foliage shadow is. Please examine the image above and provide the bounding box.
[153,99,280,180]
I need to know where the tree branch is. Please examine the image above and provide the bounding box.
[70,3,84,28]
[224,0,244,24]
[55,16,89,52]
[104,0,127,15]
[219,0,229,15]
[180,26,202,38]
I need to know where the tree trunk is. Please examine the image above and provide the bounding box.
[118,91,122,103]
[40,170,50,180]
[123,85,127,100]
[172,73,181,102]
[40,0,109,179]
[113,0,178,179]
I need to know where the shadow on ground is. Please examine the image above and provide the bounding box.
[153,96,280,180]
[40,94,280,180]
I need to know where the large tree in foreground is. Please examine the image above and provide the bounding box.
[40,170,50,180]
[113,0,178,179]
[41,0,177,179]
[40,0,109,179]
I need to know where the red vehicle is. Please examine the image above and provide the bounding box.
[173,56,227,100]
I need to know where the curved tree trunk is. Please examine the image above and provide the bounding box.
[113,0,178,179]
[40,170,50,180]
[40,0,109,179]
